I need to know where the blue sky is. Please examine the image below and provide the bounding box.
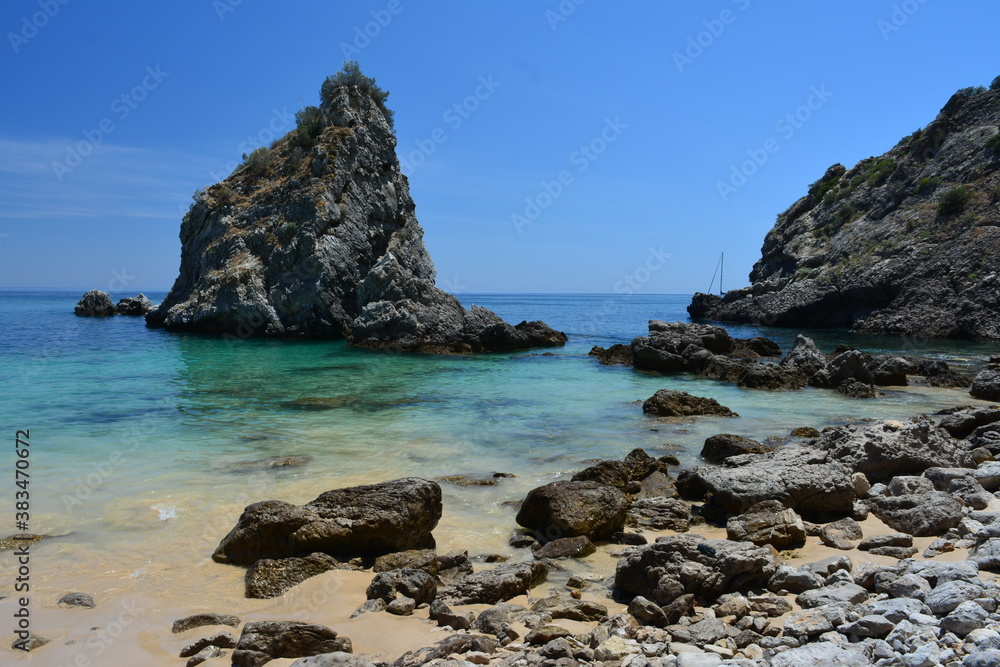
[1,0,998,295]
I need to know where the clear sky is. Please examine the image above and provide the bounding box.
[1,1,998,295]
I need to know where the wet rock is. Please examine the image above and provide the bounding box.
[74,290,115,316]
[792,426,822,438]
[440,473,513,487]
[11,633,49,651]
[515,480,627,541]
[115,294,153,316]
[614,534,779,607]
[700,434,770,463]
[365,568,436,605]
[290,654,376,667]
[971,368,1000,401]
[180,632,237,657]
[836,379,878,398]
[937,405,1000,439]
[726,500,806,549]
[229,455,313,472]
[232,621,351,667]
[781,335,827,376]
[819,518,863,550]
[736,361,808,390]
[588,343,635,365]
[173,613,241,633]
[439,561,547,605]
[571,448,669,493]
[245,553,351,599]
[533,536,596,560]
[641,390,737,418]
[57,592,95,609]
[186,646,224,667]
[427,599,473,631]
[872,357,912,386]
[628,497,691,531]
[213,477,442,564]
[867,490,963,536]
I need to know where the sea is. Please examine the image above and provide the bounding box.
[0,289,996,661]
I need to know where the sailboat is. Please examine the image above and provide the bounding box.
[706,252,725,296]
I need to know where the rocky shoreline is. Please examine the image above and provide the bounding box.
[136,327,1000,667]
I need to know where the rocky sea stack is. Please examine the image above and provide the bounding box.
[146,63,565,353]
[690,77,1000,340]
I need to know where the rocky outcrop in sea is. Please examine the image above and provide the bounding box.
[689,78,1000,340]
[145,66,565,353]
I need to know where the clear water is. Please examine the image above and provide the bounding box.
[0,289,995,655]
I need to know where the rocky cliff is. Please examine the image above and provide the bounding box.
[690,79,1000,340]
[146,67,565,353]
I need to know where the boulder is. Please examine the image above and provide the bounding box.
[867,491,963,536]
[641,390,737,417]
[530,595,607,622]
[571,448,668,493]
[438,561,547,605]
[115,294,153,316]
[245,553,351,598]
[972,368,1000,401]
[819,518,863,550]
[725,500,806,549]
[627,497,691,531]
[213,478,442,564]
[232,621,351,667]
[74,290,115,316]
[614,534,780,607]
[736,362,808,390]
[871,357,913,386]
[812,350,873,388]
[678,447,856,519]
[780,335,827,376]
[588,343,634,365]
[515,480,627,541]
[814,419,974,483]
[533,536,596,559]
[936,406,1000,439]
[365,568,437,605]
[700,434,770,463]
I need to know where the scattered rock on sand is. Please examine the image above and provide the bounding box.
[439,561,547,605]
[232,621,352,667]
[172,613,241,633]
[57,592,95,608]
[515,480,627,541]
[213,477,442,564]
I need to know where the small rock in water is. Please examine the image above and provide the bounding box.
[186,646,224,667]
[58,592,95,609]
[172,613,241,633]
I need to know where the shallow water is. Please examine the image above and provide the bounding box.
[0,290,996,661]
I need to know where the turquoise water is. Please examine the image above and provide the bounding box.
[0,289,996,662]
[0,290,995,604]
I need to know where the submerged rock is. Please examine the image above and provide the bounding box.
[146,68,565,353]
[245,552,354,598]
[213,477,441,564]
[74,289,115,316]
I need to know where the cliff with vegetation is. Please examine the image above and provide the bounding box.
[690,78,1000,340]
[146,64,565,352]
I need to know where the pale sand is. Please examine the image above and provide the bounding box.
[2,498,995,664]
